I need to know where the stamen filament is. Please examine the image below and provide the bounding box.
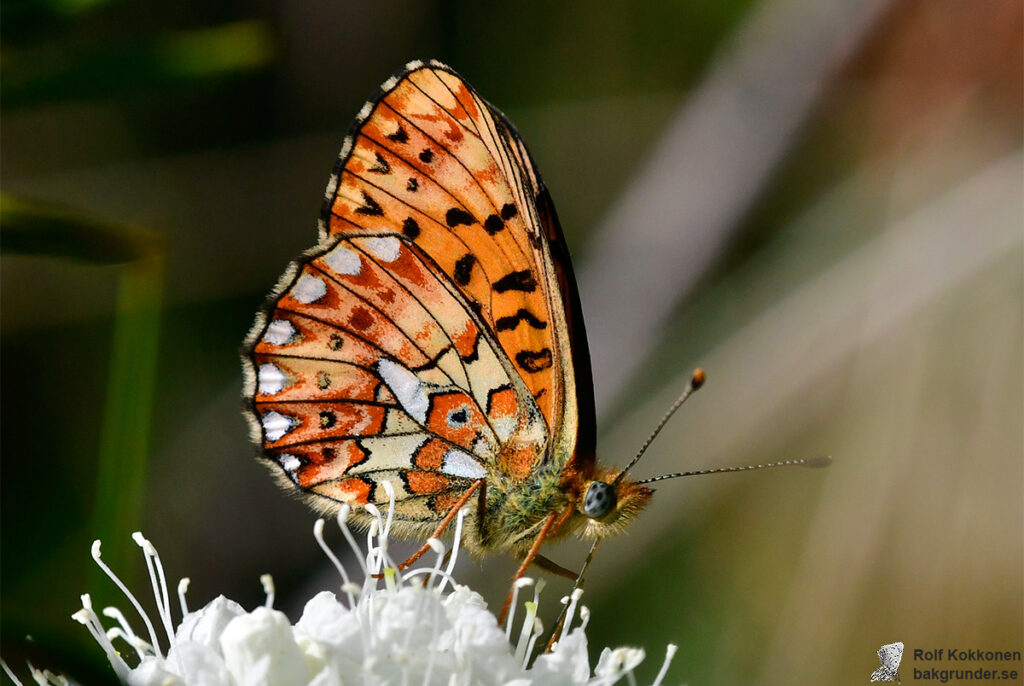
[515,601,538,665]
[505,577,533,641]
[652,644,678,686]
[313,518,356,609]
[260,574,275,608]
[438,508,468,594]
[1,659,24,686]
[90,541,163,658]
[177,578,190,616]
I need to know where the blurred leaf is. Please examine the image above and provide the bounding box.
[0,193,165,603]
[89,253,164,601]
[47,0,121,17]
[2,20,276,107]
[155,21,276,79]
[1,194,163,263]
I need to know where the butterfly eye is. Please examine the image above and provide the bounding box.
[583,481,616,519]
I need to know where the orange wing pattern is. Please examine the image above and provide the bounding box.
[243,60,591,522]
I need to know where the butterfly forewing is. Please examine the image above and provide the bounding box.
[244,61,592,536]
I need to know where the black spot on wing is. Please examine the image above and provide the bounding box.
[369,152,391,174]
[356,192,384,216]
[515,349,553,373]
[500,203,518,220]
[453,254,476,286]
[495,309,547,332]
[483,214,504,235]
[493,270,537,293]
[387,125,409,143]
[402,217,421,239]
[419,149,434,163]
[319,411,336,429]
[446,208,475,227]
[407,177,419,192]
[467,299,484,319]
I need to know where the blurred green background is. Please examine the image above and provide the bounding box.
[2,1,1021,684]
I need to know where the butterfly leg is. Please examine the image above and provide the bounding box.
[389,479,484,574]
[498,511,560,625]
[531,554,576,579]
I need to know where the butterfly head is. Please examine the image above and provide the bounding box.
[578,472,653,538]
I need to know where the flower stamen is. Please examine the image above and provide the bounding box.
[652,644,678,686]
[63,479,668,685]
[505,577,533,641]
[100,606,149,659]
[177,577,190,616]
[312,518,356,608]
[89,541,163,658]
[131,532,175,651]
[260,573,275,608]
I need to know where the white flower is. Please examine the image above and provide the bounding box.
[51,485,678,686]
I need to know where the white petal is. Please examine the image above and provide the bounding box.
[440,586,524,678]
[532,628,592,682]
[294,592,359,648]
[175,596,246,650]
[126,657,184,686]
[594,646,645,678]
[220,607,310,684]
[376,586,446,649]
[165,641,233,686]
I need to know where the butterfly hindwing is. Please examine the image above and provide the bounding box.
[246,232,543,519]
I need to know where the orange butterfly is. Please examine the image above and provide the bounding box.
[242,60,823,620]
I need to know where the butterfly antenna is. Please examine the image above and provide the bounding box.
[635,455,833,484]
[612,368,706,487]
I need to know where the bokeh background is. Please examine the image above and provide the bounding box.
[3,1,1021,684]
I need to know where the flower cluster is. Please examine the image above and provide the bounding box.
[13,484,677,685]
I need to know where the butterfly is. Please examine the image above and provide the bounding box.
[870,642,904,683]
[241,59,822,620]
[241,57,658,590]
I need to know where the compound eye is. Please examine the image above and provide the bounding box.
[583,481,616,518]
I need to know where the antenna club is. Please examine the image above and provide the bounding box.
[691,368,705,389]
